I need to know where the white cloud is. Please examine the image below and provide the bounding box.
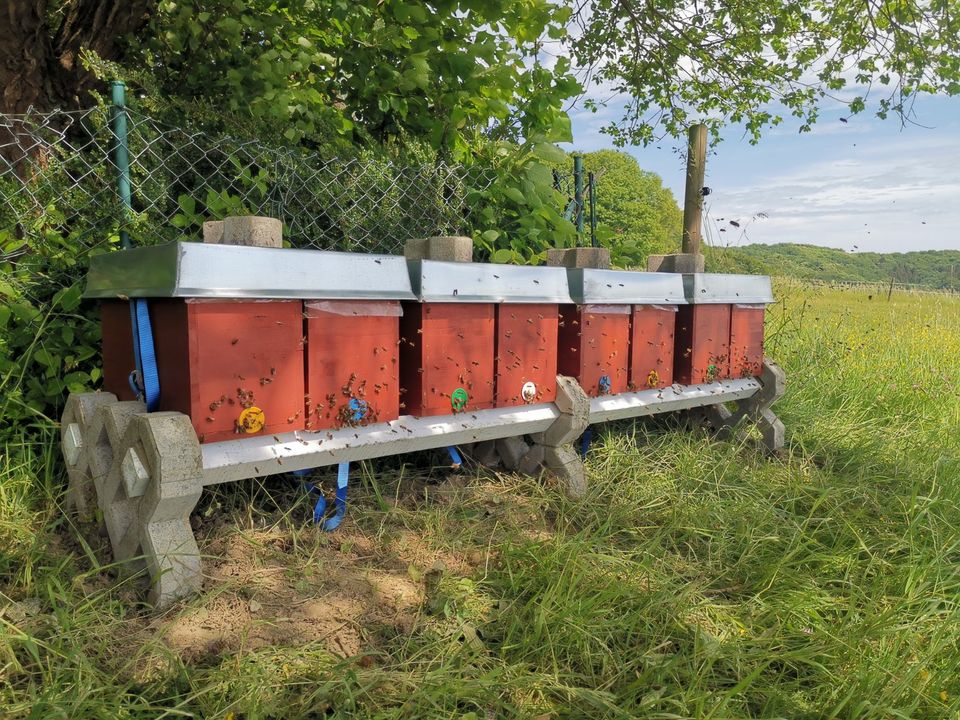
[704,132,960,252]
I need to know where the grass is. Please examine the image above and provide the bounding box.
[2,281,960,719]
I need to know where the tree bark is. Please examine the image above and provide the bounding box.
[0,0,155,115]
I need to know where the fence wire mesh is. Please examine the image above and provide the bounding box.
[0,106,499,257]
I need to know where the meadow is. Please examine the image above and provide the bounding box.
[2,280,960,719]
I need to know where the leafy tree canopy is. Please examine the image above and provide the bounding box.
[571,0,960,145]
[133,0,579,159]
[581,149,682,265]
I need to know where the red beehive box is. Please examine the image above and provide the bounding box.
[557,304,630,396]
[400,301,495,416]
[475,262,569,408]
[674,304,732,385]
[496,303,559,406]
[730,304,766,378]
[304,300,402,430]
[562,269,686,397]
[401,260,502,416]
[101,298,304,443]
[88,242,416,442]
[630,304,678,390]
[674,274,774,384]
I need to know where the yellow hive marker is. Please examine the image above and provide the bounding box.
[238,406,266,434]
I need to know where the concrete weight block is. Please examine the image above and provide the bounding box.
[222,215,283,248]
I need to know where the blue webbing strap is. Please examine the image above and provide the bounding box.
[447,446,463,467]
[298,462,350,532]
[127,298,160,411]
[578,428,593,458]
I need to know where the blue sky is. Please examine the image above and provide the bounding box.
[563,92,960,254]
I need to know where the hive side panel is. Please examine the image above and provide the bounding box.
[556,305,584,380]
[495,303,559,407]
[629,305,677,389]
[416,303,495,416]
[100,300,138,402]
[729,304,765,378]
[151,299,193,420]
[305,302,401,430]
[399,302,426,416]
[186,300,305,442]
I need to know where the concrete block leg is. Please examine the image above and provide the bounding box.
[691,359,786,453]
[133,413,204,608]
[526,375,591,498]
[61,392,119,520]
[96,401,150,575]
[543,445,588,500]
[466,440,501,468]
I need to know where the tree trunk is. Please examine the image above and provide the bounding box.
[0,0,154,114]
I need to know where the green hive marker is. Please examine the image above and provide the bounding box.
[451,387,469,412]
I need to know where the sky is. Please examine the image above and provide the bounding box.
[562,90,960,254]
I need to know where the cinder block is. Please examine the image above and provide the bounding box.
[646,253,705,273]
[517,443,545,476]
[497,435,531,471]
[469,440,501,467]
[404,236,473,262]
[202,220,223,244]
[759,407,785,451]
[221,215,283,248]
[135,412,204,608]
[546,247,610,269]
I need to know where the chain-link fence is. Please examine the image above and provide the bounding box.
[0,105,500,258]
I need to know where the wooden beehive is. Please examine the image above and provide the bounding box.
[562,269,686,397]
[675,274,774,384]
[89,243,414,442]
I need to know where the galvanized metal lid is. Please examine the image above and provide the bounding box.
[407,260,571,303]
[682,273,774,304]
[84,242,416,300]
[566,268,687,305]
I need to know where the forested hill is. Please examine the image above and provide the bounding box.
[706,243,960,290]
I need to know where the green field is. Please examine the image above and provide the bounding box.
[2,281,960,719]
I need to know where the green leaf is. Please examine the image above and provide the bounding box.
[532,142,568,164]
[490,249,517,263]
[178,193,196,216]
[502,187,526,205]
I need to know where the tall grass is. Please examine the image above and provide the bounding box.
[2,282,959,718]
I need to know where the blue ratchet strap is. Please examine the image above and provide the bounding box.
[128,298,160,412]
[299,463,350,532]
[447,446,463,468]
[578,428,593,458]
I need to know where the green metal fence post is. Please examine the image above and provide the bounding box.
[588,171,598,247]
[110,80,133,249]
[573,155,584,245]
